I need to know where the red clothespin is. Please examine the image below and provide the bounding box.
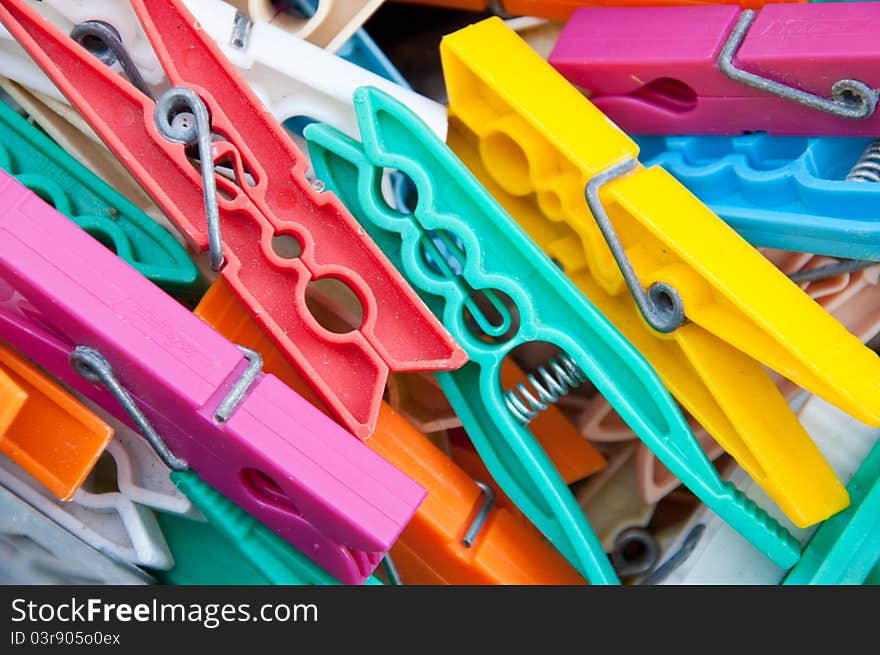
[0,0,465,439]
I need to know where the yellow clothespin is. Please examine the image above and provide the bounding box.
[439,17,877,529]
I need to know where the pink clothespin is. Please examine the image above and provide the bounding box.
[0,171,426,585]
[549,4,880,135]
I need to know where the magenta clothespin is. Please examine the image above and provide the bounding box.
[0,171,425,585]
[549,4,880,136]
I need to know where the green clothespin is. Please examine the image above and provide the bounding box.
[157,471,381,585]
[784,439,880,585]
[0,99,204,301]
[305,86,799,584]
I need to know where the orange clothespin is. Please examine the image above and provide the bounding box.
[0,340,114,500]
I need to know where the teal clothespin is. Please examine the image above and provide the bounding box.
[305,86,799,583]
[156,471,381,585]
[0,99,205,302]
[784,439,880,585]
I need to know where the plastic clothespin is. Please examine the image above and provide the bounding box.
[0,171,426,584]
[0,0,465,439]
[441,18,876,531]
[635,135,880,262]
[0,0,447,142]
[0,340,113,501]
[390,0,798,21]
[549,4,880,136]
[0,484,154,585]
[583,250,880,506]
[194,275,582,585]
[159,470,383,585]
[389,362,607,479]
[229,0,383,53]
[305,84,804,580]
[652,396,880,584]
[0,96,204,300]
[784,439,880,585]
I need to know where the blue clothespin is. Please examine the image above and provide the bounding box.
[636,134,880,262]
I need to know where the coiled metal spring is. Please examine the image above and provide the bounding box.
[504,353,588,424]
[846,140,880,182]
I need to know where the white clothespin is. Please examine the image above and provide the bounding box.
[0,485,153,584]
[0,0,446,141]
[652,396,880,584]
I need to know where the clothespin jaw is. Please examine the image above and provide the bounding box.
[0,170,427,584]
[306,83,804,576]
[549,4,880,136]
[635,135,880,263]
[0,0,466,440]
[0,341,114,501]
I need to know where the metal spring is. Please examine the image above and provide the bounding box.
[846,140,880,182]
[504,352,588,424]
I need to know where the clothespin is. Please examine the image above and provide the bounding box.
[389,0,799,21]
[76,378,367,585]
[0,374,195,571]
[549,4,880,136]
[195,265,585,584]
[0,94,204,300]
[0,170,426,584]
[229,0,383,53]
[158,470,383,585]
[441,18,877,533]
[0,0,447,142]
[0,0,465,439]
[581,249,880,505]
[305,84,803,581]
[0,484,154,585]
[636,135,880,262]
[0,451,174,569]
[0,340,113,501]
[652,396,880,584]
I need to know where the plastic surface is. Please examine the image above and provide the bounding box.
[502,0,801,21]
[0,97,203,299]
[232,0,384,53]
[0,451,174,569]
[636,135,880,261]
[161,470,382,585]
[0,171,426,584]
[196,279,581,584]
[441,18,876,530]
[582,250,880,504]
[306,84,801,578]
[550,5,880,135]
[656,396,879,584]
[0,0,444,140]
[784,438,880,584]
[0,485,153,585]
[0,340,113,500]
[0,0,465,439]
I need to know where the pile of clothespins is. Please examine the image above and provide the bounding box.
[0,0,877,587]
